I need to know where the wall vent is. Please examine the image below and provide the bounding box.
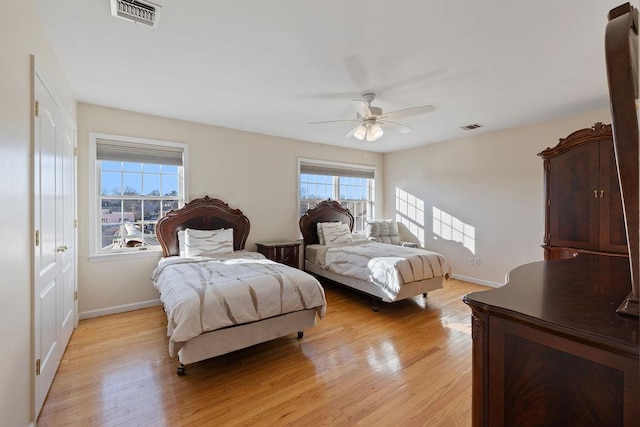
[110,0,162,28]
[460,123,483,130]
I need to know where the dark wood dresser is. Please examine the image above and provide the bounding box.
[256,241,301,269]
[463,254,639,426]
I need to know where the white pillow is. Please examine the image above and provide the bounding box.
[184,228,234,257]
[319,222,352,245]
[316,221,340,245]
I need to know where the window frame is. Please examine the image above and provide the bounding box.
[297,158,376,234]
[88,132,189,261]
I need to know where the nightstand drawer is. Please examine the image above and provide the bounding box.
[256,241,301,269]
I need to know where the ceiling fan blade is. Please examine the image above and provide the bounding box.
[351,99,372,118]
[378,105,435,120]
[345,125,359,138]
[308,119,361,125]
[379,120,413,134]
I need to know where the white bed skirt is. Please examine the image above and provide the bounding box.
[304,260,444,303]
[177,309,318,365]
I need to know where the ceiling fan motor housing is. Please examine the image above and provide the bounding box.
[369,106,382,117]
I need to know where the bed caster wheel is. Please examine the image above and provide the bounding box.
[423,293,427,298]
[297,331,304,339]
[177,364,186,376]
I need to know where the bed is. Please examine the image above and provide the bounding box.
[299,200,450,310]
[153,196,326,375]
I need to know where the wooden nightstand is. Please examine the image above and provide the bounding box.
[255,241,301,269]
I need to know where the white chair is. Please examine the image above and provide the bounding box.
[365,220,419,248]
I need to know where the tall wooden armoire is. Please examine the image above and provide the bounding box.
[538,122,628,260]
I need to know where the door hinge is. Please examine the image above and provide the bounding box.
[35,230,40,247]
[74,291,78,301]
[35,100,39,117]
[36,359,41,376]
[73,146,78,156]
[73,219,78,228]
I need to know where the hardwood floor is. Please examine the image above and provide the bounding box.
[38,279,488,426]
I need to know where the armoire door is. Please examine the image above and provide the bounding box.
[548,140,600,250]
[33,65,77,417]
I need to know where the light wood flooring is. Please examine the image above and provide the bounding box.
[38,278,488,426]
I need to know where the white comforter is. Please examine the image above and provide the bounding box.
[314,241,450,298]
[151,252,326,356]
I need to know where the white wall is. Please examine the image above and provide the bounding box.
[0,1,76,426]
[77,103,384,315]
[384,109,612,286]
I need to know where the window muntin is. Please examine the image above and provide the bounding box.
[299,160,375,232]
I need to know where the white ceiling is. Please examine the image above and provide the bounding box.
[33,0,629,153]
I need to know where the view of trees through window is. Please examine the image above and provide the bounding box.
[299,173,374,232]
[100,161,181,250]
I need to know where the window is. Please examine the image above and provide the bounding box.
[298,159,375,232]
[89,133,188,258]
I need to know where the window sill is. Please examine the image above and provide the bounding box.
[88,249,163,263]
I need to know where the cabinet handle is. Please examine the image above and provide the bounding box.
[594,190,598,198]
[600,190,604,198]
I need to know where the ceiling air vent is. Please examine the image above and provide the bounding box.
[110,0,162,28]
[460,123,483,131]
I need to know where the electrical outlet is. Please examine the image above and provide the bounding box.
[474,257,481,266]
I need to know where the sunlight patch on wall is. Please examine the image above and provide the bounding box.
[432,207,476,254]
[395,188,425,246]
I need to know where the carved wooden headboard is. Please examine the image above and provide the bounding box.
[156,196,250,257]
[299,200,354,246]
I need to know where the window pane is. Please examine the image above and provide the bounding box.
[143,200,161,221]
[123,173,142,195]
[143,174,161,196]
[123,199,142,221]
[101,199,123,222]
[163,200,179,213]
[102,161,122,172]
[101,224,121,249]
[162,165,178,175]
[101,171,121,196]
[123,162,142,172]
[162,175,178,196]
[143,163,161,173]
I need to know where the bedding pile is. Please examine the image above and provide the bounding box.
[151,251,326,356]
[313,241,450,298]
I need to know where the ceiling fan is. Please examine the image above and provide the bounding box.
[309,93,435,142]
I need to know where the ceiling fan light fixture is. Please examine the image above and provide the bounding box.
[370,123,384,140]
[353,124,367,140]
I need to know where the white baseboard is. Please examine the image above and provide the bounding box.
[79,299,162,320]
[451,273,502,288]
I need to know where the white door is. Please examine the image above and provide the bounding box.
[33,67,77,417]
